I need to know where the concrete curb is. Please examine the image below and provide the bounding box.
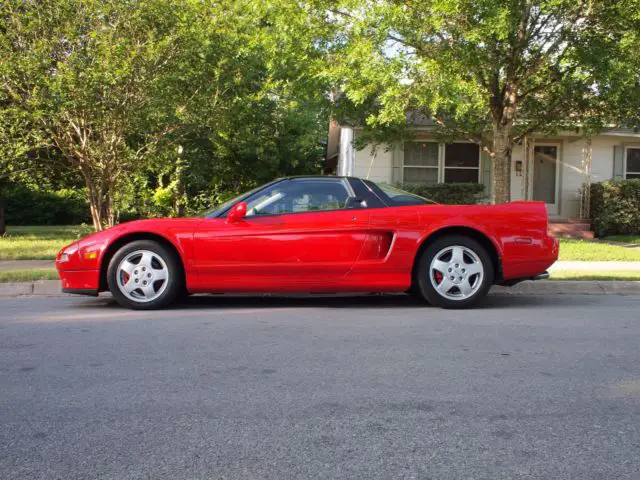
[491,280,640,296]
[0,280,62,297]
[1,280,640,298]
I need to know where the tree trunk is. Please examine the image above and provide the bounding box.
[491,121,513,204]
[0,206,5,237]
[82,171,103,232]
[174,156,186,217]
[88,195,103,232]
[106,179,116,228]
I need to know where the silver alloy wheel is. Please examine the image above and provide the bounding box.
[116,250,169,303]
[429,245,484,301]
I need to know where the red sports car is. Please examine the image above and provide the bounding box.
[56,176,558,309]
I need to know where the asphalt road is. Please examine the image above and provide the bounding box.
[1,293,640,480]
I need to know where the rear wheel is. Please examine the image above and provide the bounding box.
[415,235,493,309]
[107,240,182,310]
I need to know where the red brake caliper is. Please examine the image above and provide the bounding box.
[434,270,443,284]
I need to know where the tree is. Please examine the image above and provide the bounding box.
[1,0,330,229]
[2,0,189,229]
[586,1,640,131]
[301,0,630,203]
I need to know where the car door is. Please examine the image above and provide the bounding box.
[344,179,422,291]
[193,178,370,292]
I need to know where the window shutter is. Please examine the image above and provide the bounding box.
[391,141,404,184]
[613,145,624,179]
[481,151,492,200]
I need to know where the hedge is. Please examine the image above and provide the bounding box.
[0,184,90,225]
[590,179,640,237]
[400,182,485,205]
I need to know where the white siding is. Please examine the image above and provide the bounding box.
[352,131,393,183]
[560,135,640,217]
[346,125,640,218]
[590,137,617,182]
[510,144,526,201]
[560,138,586,218]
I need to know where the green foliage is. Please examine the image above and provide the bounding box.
[317,0,618,134]
[590,180,640,237]
[1,184,90,225]
[0,0,328,229]
[400,183,485,205]
[586,2,640,130]
[288,0,639,203]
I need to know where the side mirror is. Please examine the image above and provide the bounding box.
[345,197,367,209]
[226,201,247,223]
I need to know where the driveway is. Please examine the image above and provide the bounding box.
[1,294,640,479]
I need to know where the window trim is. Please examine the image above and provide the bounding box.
[402,140,440,184]
[624,145,640,179]
[403,140,481,184]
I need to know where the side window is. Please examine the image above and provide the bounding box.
[245,180,350,217]
[626,147,640,179]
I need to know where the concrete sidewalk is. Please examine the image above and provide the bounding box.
[0,260,55,270]
[550,261,640,271]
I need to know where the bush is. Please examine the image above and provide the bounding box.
[0,184,90,225]
[400,183,485,205]
[590,180,640,237]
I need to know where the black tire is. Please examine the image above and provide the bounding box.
[414,235,494,309]
[175,285,192,304]
[406,283,430,304]
[107,240,182,310]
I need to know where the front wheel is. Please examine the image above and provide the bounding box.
[107,240,182,310]
[415,235,494,309]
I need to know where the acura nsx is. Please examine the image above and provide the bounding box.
[57,176,558,309]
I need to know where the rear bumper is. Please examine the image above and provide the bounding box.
[498,270,549,286]
[532,271,550,280]
[499,232,559,285]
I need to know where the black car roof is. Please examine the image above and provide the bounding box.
[277,175,361,181]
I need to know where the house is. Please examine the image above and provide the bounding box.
[329,118,640,222]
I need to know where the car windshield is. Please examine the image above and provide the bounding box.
[366,181,436,206]
[201,183,268,218]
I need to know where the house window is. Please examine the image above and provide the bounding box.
[403,141,480,184]
[444,143,481,183]
[626,147,640,179]
[404,142,439,184]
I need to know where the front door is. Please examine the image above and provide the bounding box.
[193,178,370,292]
[532,145,560,216]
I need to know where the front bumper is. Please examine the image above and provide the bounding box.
[57,269,100,295]
[56,239,103,295]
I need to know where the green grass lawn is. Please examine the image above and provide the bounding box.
[601,235,640,244]
[0,268,59,283]
[558,239,640,262]
[0,225,89,260]
[550,270,640,281]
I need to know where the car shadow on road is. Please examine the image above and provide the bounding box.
[74,292,601,311]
